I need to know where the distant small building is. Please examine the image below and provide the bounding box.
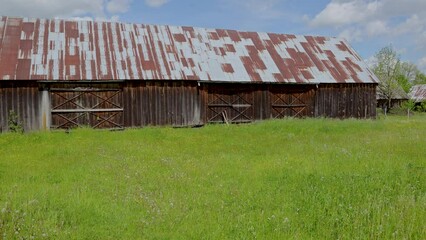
[376,86,408,110]
[409,84,426,103]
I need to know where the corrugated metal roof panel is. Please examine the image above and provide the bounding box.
[409,84,426,102]
[0,16,378,83]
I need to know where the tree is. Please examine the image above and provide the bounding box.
[373,46,402,112]
[402,100,415,118]
[398,62,419,92]
[396,74,411,93]
[414,72,426,85]
[399,62,418,83]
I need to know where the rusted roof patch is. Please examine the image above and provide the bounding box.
[0,16,378,83]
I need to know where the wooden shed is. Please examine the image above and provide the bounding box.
[409,84,426,103]
[376,85,409,110]
[0,17,378,132]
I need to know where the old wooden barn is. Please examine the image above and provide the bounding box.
[409,84,426,103]
[0,17,378,132]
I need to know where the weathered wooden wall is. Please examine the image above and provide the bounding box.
[123,81,202,127]
[0,81,377,132]
[315,84,377,118]
[0,81,40,132]
[201,83,316,124]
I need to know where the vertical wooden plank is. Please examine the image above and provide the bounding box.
[371,85,377,118]
[148,82,154,125]
[141,83,147,126]
[122,84,129,126]
[166,82,172,125]
[31,85,37,130]
[131,82,137,126]
[21,86,28,131]
[0,85,4,131]
[6,85,13,127]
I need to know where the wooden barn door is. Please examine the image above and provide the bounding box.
[50,85,124,129]
[270,86,315,118]
[206,85,254,124]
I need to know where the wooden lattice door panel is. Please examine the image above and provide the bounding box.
[271,89,314,118]
[207,87,254,124]
[50,88,124,129]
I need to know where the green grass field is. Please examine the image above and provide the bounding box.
[0,115,425,239]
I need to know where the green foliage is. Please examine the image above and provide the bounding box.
[402,100,415,110]
[0,117,425,239]
[373,46,403,110]
[373,46,426,111]
[416,102,426,112]
[414,72,426,85]
[401,100,416,118]
[396,75,411,93]
[7,110,23,133]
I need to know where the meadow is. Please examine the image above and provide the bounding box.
[0,115,425,239]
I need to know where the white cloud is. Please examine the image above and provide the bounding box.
[0,0,104,18]
[310,0,426,28]
[107,0,132,14]
[310,0,380,27]
[0,0,132,19]
[365,20,389,37]
[309,0,426,70]
[338,28,363,42]
[145,0,169,8]
[392,14,426,51]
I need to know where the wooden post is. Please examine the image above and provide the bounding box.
[40,89,51,130]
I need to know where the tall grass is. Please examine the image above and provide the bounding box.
[0,116,425,239]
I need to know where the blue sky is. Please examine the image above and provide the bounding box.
[1,0,425,72]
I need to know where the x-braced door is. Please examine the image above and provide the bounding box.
[271,89,314,118]
[51,88,124,129]
[207,87,254,124]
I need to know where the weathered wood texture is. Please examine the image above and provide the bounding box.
[49,83,124,129]
[123,81,202,127]
[45,83,123,129]
[315,84,377,118]
[201,83,316,124]
[204,84,256,123]
[0,81,40,132]
[0,81,377,131]
[269,85,316,119]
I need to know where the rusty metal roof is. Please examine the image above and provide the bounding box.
[409,84,426,102]
[0,16,378,83]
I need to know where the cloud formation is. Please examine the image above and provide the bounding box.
[309,0,426,41]
[0,0,132,19]
[307,0,426,70]
[311,0,426,27]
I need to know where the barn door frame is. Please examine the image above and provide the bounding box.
[205,84,255,124]
[269,85,316,118]
[39,81,124,130]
